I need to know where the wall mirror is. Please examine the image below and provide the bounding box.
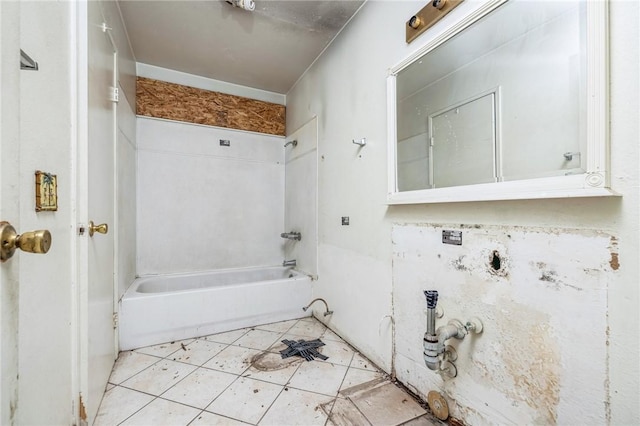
[387,0,615,204]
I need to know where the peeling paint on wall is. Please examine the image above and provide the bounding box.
[609,236,620,270]
[392,224,614,425]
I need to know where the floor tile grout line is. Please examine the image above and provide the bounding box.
[187,408,252,426]
[134,337,197,360]
[119,359,199,398]
[322,352,357,425]
[284,384,341,400]
[199,367,246,413]
[114,393,159,426]
[113,394,198,426]
[186,409,207,426]
[157,364,219,405]
[110,353,166,386]
[201,327,252,345]
[254,318,300,335]
[321,397,339,426]
[254,384,287,425]
[164,343,231,368]
[116,382,174,399]
[252,354,309,426]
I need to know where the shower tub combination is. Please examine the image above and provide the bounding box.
[119,266,312,350]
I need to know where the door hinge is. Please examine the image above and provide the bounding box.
[112,312,118,329]
[109,86,119,103]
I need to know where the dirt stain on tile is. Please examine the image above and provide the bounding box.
[250,351,301,372]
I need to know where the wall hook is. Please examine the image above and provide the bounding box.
[352,138,366,147]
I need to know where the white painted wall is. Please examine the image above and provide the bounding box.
[284,117,318,277]
[286,0,639,424]
[137,117,285,276]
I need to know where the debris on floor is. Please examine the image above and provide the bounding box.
[279,338,328,361]
[338,378,429,425]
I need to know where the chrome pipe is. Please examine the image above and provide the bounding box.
[302,298,333,316]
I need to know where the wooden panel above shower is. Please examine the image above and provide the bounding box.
[136,77,286,136]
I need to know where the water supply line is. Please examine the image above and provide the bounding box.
[379,314,396,380]
[423,290,483,379]
[302,298,333,317]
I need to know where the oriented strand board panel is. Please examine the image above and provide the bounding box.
[136,77,285,136]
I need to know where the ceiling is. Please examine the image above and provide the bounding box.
[118,0,365,94]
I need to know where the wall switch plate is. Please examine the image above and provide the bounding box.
[342,216,350,225]
[219,139,230,147]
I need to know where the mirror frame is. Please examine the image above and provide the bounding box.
[387,0,616,204]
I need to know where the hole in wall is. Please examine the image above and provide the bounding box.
[490,250,501,271]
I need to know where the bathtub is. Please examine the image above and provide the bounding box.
[119,266,312,350]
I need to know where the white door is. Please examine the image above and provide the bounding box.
[81,6,117,423]
[0,2,21,423]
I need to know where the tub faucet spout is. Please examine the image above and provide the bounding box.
[282,259,296,267]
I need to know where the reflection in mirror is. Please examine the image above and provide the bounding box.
[395,0,586,192]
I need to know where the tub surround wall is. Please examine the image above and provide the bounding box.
[286,0,639,424]
[136,77,286,136]
[136,117,285,276]
[284,117,318,277]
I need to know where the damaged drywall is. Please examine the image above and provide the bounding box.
[392,224,616,425]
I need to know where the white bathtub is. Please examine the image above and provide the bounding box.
[119,266,312,350]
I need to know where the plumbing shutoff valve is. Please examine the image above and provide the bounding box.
[422,290,483,379]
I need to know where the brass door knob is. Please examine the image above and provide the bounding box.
[0,221,52,262]
[88,221,108,237]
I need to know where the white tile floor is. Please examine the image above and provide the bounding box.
[95,317,439,426]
